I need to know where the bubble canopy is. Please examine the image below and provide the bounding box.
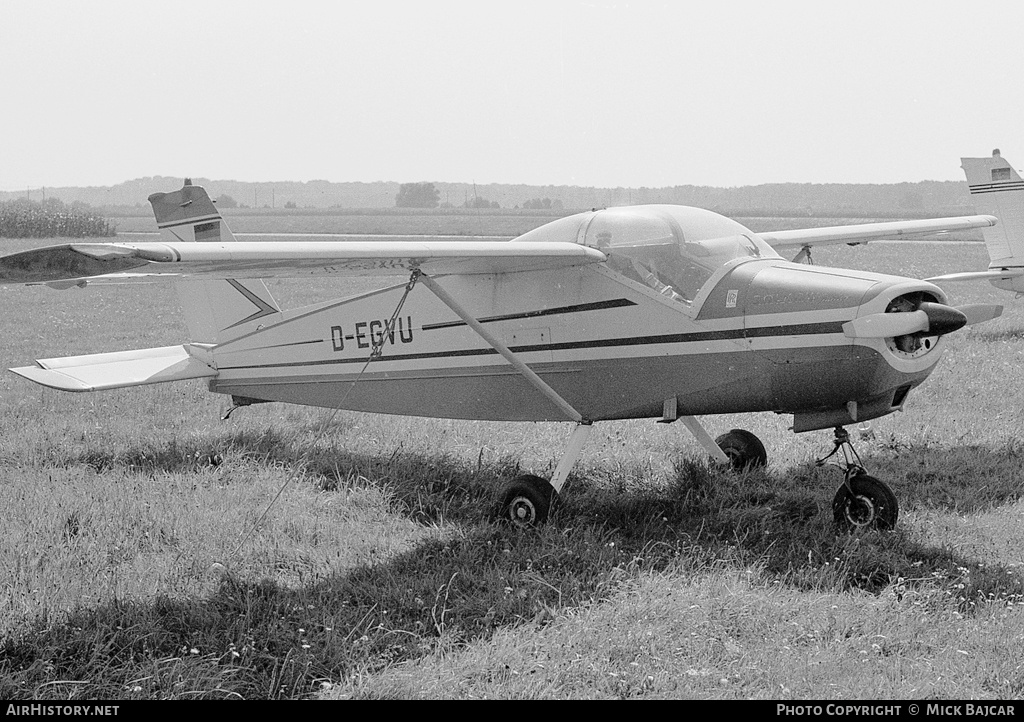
[514,205,780,304]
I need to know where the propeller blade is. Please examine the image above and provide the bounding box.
[956,303,1004,326]
[842,302,969,339]
[842,310,928,338]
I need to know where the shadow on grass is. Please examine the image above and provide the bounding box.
[61,426,1024,596]
[8,431,1023,699]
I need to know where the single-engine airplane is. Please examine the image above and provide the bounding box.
[927,149,1024,293]
[0,182,1003,531]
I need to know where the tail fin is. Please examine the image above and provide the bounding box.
[148,179,238,243]
[962,150,1024,267]
[149,180,283,343]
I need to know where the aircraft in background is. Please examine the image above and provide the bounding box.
[928,149,1024,292]
[0,182,1002,531]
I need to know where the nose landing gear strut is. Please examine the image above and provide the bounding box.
[817,426,898,531]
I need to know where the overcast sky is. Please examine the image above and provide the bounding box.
[3,0,1023,191]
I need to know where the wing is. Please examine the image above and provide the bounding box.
[0,240,608,287]
[925,269,1024,283]
[760,215,997,259]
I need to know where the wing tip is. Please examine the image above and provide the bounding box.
[9,365,92,392]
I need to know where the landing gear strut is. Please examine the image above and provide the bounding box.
[423,275,594,529]
[818,426,898,531]
[496,422,593,528]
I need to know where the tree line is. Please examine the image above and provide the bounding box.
[395,182,563,210]
[3,178,976,216]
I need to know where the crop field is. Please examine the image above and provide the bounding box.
[1,213,1023,700]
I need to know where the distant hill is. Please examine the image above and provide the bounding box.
[0,177,976,218]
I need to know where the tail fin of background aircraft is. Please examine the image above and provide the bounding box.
[961,150,1024,268]
[149,180,283,343]
[148,179,238,244]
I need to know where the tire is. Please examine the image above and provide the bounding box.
[714,429,768,471]
[499,475,555,527]
[832,474,898,531]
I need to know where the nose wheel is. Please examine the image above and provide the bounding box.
[832,472,898,530]
[818,426,899,531]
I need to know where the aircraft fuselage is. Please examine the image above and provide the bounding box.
[208,258,945,432]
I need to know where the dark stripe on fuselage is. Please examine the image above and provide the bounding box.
[421,298,637,331]
[251,338,326,351]
[217,320,846,371]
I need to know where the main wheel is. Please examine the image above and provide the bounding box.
[499,475,555,527]
[715,429,768,471]
[832,474,898,531]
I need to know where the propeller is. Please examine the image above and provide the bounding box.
[842,301,977,339]
[956,303,1003,326]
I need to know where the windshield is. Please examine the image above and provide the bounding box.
[512,204,779,304]
[582,206,778,303]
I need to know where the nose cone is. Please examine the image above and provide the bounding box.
[918,301,967,336]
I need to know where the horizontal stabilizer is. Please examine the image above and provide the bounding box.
[10,344,217,392]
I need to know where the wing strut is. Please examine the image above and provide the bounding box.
[418,273,591,493]
[419,273,585,424]
[679,416,731,464]
[791,245,814,264]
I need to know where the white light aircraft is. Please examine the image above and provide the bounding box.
[0,182,1002,531]
[927,149,1024,293]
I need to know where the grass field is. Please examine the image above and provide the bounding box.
[1,214,1023,700]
